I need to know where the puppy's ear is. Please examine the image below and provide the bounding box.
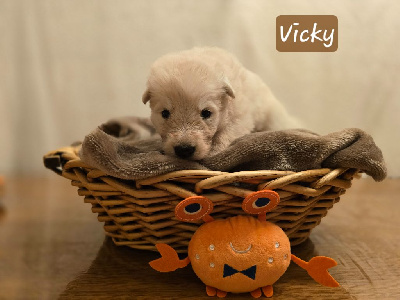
[222,78,235,99]
[142,89,151,104]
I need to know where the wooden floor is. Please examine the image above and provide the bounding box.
[0,176,399,300]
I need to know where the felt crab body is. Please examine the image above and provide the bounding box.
[188,215,291,293]
[149,190,339,298]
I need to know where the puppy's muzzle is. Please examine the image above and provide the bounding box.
[174,145,196,159]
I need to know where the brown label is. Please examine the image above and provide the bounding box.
[276,15,338,52]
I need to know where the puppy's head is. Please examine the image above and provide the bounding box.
[142,61,235,160]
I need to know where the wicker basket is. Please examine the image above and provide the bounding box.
[44,145,359,253]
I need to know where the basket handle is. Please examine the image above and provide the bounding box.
[43,145,81,175]
[43,152,63,175]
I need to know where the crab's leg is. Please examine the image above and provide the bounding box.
[261,285,273,298]
[206,286,217,297]
[216,289,227,298]
[250,286,273,298]
[291,254,339,287]
[250,288,262,298]
[149,244,190,272]
[205,286,227,298]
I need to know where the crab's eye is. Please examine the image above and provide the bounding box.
[184,203,201,214]
[175,196,213,222]
[254,197,270,208]
[161,109,170,119]
[242,190,280,215]
[201,109,212,119]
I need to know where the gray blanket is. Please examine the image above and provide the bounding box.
[79,117,386,181]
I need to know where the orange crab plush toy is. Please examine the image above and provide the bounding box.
[149,190,339,298]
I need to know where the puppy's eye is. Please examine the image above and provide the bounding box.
[201,109,212,119]
[161,109,170,119]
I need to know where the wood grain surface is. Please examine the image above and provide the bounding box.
[0,176,399,299]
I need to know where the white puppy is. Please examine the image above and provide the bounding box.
[142,47,299,160]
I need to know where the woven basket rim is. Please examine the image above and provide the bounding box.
[43,145,359,252]
[43,146,353,188]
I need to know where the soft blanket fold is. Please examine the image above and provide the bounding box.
[79,117,386,181]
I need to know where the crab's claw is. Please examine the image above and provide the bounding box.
[291,255,339,287]
[149,243,190,272]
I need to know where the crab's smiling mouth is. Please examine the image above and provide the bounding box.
[229,242,252,254]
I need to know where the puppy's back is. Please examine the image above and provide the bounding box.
[148,47,299,131]
[149,47,244,81]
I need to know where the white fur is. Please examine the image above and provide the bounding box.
[142,47,299,160]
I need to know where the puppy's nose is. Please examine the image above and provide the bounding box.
[174,145,196,159]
